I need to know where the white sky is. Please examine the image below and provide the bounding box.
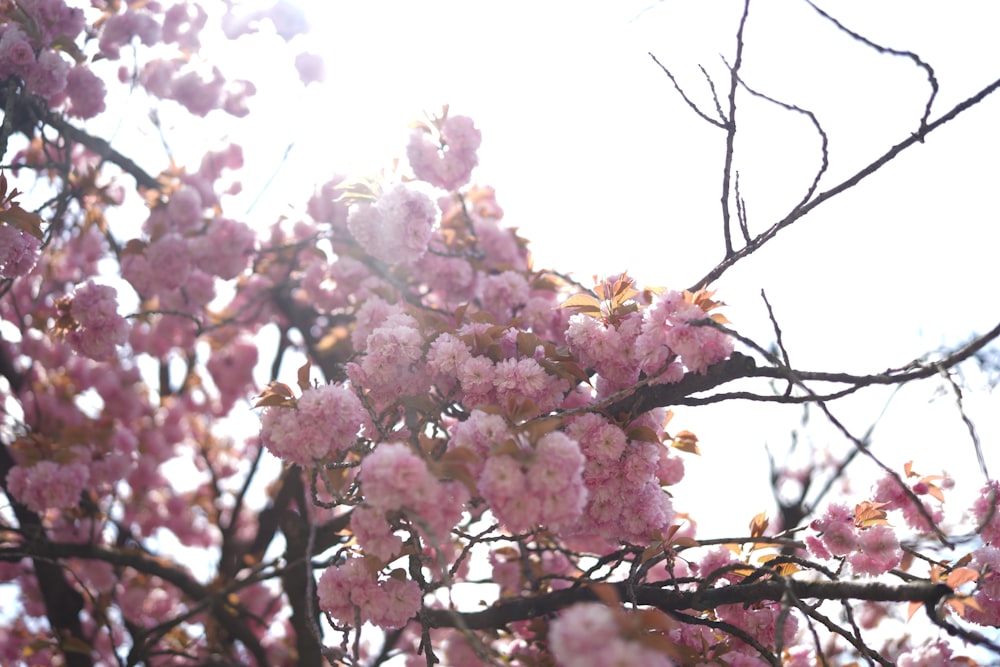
[148,1,1000,536]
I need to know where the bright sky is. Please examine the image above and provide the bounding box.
[156,1,1000,536]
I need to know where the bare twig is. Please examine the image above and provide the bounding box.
[720,0,753,256]
[690,76,1000,291]
[805,0,938,130]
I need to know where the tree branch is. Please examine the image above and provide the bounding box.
[422,578,952,630]
[690,75,1000,291]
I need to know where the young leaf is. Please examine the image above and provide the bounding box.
[854,501,890,528]
[627,425,661,444]
[671,430,700,455]
[297,360,312,392]
[559,292,602,316]
[253,381,297,409]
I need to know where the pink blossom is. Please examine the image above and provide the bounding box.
[317,557,421,629]
[657,449,685,486]
[67,280,129,360]
[295,51,325,85]
[317,557,371,625]
[368,576,422,628]
[458,356,495,402]
[480,270,530,320]
[351,505,403,562]
[206,337,259,411]
[426,333,472,381]
[266,0,310,40]
[527,432,585,494]
[805,535,831,560]
[6,460,90,512]
[0,28,35,78]
[897,639,968,667]
[549,603,673,667]
[361,443,435,512]
[99,9,161,58]
[347,184,438,265]
[24,49,69,99]
[974,481,1000,545]
[636,290,733,376]
[64,65,107,119]
[171,66,226,117]
[145,233,192,291]
[0,225,41,278]
[162,2,208,50]
[408,115,482,191]
[351,296,403,349]
[448,410,511,475]
[260,383,366,465]
[821,520,858,557]
[847,525,901,576]
[166,186,204,232]
[223,79,255,117]
[190,218,256,279]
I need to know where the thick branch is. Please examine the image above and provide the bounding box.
[422,578,951,630]
[608,319,1000,414]
[33,99,160,190]
[0,539,271,667]
[0,444,92,667]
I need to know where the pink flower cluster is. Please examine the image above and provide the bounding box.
[123,197,254,308]
[0,3,102,117]
[717,601,798,654]
[565,288,733,397]
[66,281,130,361]
[427,328,571,415]
[565,413,677,545]
[897,640,971,667]
[972,480,1000,545]
[806,504,902,576]
[871,472,944,532]
[347,184,438,265]
[0,225,41,278]
[408,115,482,191]
[260,383,367,465]
[566,309,647,390]
[636,290,734,376]
[548,603,674,667]
[98,6,162,58]
[355,443,468,558]
[351,309,426,402]
[317,556,422,629]
[5,459,90,513]
[206,336,259,413]
[477,431,587,534]
[965,545,1000,627]
[141,59,255,117]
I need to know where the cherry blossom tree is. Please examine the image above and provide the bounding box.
[1,1,999,666]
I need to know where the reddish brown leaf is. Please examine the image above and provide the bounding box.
[946,567,979,590]
[0,204,44,240]
[749,511,769,538]
[855,501,891,528]
[559,292,602,316]
[627,425,661,444]
[253,381,297,409]
[672,430,700,455]
[297,360,312,392]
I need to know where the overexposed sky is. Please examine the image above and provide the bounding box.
[186,1,1000,536]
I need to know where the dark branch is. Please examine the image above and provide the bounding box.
[421,578,952,630]
[690,75,1000,291]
